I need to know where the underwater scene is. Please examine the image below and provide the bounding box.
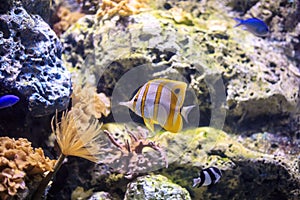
[0,0,300,199]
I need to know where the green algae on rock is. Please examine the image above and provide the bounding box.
[124,174,191,200]
[88,123,300,199]
[61,5,300,132]
[151,127,300,199]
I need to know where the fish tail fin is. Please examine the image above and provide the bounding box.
[181,105,195,123]
[233,18,243,27]
[119,101,133,109]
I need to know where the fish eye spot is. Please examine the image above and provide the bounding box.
[163,3,172,10]
[174,88,180,94]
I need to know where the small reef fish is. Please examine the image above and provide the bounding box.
[119,78,194,133]
[193,167,222,187]
[0,95,20,109]
[234,17,269,36]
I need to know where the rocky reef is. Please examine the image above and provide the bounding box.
[0,0,299,199]
[57,0,300,199]
[61,0,300,134]
[45,123,300,199]
[151,126,299,199]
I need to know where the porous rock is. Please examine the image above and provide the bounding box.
[61,2,300,131]
[0,5,72,117]
[150,127,300,199]
[88,191,113,200]
[88,123,299,199]
[124,174,191,200]
[1,0,51,22]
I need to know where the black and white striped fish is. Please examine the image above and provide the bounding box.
[119,78,194,133]
[192,167,222,187]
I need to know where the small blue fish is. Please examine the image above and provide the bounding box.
[234,18,269,36]
[0,95,20,109]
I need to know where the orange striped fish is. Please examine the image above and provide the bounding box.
[119,78,194,133]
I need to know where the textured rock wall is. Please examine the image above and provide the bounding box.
[0,5,72,117]
[61,7,300,131]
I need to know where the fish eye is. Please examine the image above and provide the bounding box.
[133,97,138,102]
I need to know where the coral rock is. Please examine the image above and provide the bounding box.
[124,174,191,200]
[96,0,150,19]
[53,6,85,36]
[0,5,72,117]
[61,6,300,132]
[152,127,300,199]
[87,191,113,200]
[72,82,111,121]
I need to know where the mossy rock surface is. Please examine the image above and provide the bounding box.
[61,3,300,132]
[124,174,191,200]
[152,127,300,199]
[102,123,300,199]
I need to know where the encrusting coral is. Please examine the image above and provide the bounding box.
[96,0,150,19]
[0,137,55,200]
[71,186,94,200]
[53,6,85,36]
[72,82,110,123]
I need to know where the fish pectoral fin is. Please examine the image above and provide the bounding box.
[241,26,248,30]
[144,118,155,132]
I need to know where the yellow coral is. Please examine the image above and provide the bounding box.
[0,137,55,199]
[97,0,150,19]
[72,82,110,120]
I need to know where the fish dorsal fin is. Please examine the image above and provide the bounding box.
[151,78,187,108]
